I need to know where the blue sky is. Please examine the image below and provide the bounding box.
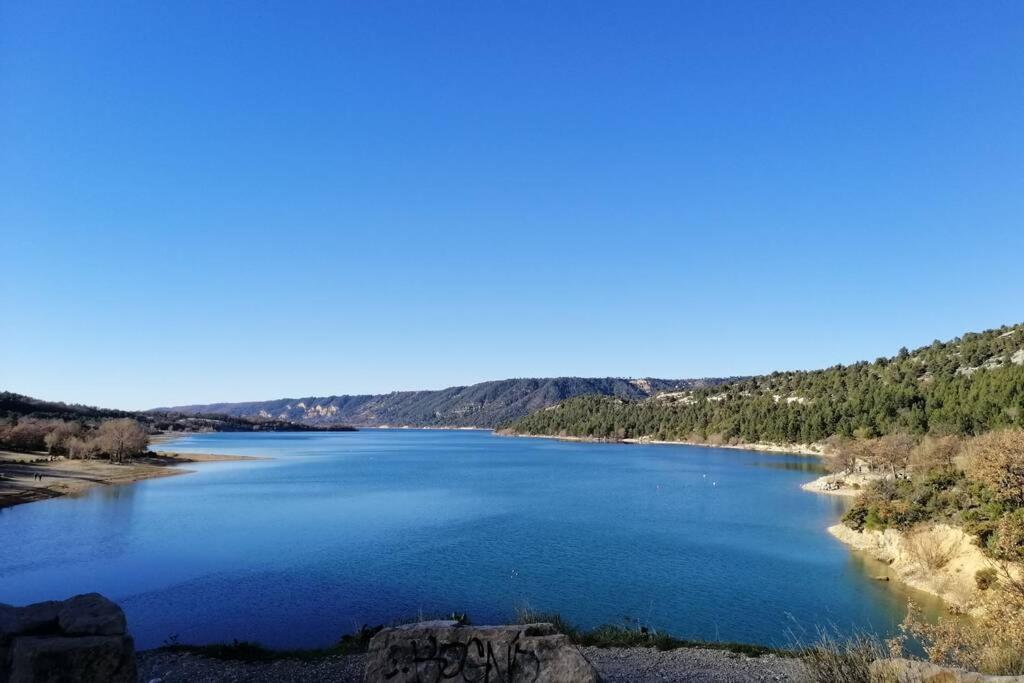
[2,2,1022,410]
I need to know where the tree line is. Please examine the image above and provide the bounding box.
[504,324,1024,444]
[0,416,150,463]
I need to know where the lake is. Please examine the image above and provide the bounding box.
[0,430,938,649]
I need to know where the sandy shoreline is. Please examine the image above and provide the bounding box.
[0,446,262,510]
[496,430,826,457]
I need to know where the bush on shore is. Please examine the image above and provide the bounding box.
[837,428,1024,675]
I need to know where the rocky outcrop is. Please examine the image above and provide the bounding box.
[366,620,601,682]
[828,523,1024,613]
[871,658,1024,682]
[802,470,882,497]
[0,594,135,683]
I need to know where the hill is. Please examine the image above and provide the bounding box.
[0,392,353,433]
[503,323,1024,444]
[157,377,735,428]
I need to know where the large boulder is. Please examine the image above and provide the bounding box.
[10,602,61,636]
[366,620,601,683]
[0,594,135,683]
[8,636,136,683]
[57,594,126,636]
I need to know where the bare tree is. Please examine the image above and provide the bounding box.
[43,420,82,456]
[65,436,97,460]
[2,418,53,452]
[828,437,860,475]
[909,435,963,475]
[94,419,149,464]
[868,433,917,479]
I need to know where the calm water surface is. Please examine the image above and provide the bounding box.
[0,430,938,648]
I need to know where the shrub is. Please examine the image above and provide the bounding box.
[975,568,998,591]
[989,509,1024,563]
[967,430,1024,507]
[906,527,961,571]
[895,590,1024,675]
[843,501,869,531]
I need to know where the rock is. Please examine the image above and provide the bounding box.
[871,658,1024,682]
[366,621,601,683]
[8,635,136,683]
[0,605,17,641]
[58,593,126,636]
[0,594,135,683]
[11,601,61,637]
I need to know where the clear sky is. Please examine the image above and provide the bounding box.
[2,2,1022,410]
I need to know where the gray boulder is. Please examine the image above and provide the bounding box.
[57,594,126,636]
[0,594,135,683]
[11,602,61,636]
[366,620,601,683]
[9,635,136,683]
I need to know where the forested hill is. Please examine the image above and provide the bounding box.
[0,392,352,433]
[503,323,1024,444]
[157,377,734,429]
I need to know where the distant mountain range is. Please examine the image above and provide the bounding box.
[156,377,736,429]
[0,392,353,433]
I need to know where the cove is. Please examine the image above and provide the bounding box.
[0,430,941,649]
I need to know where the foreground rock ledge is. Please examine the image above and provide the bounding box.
[0,593,136,683]
[366,620,601,683]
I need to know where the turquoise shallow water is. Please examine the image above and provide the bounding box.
[0,430,933,649]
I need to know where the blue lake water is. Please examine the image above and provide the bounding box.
[0,430,937,649]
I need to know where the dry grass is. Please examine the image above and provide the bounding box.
[894,584,1024,676]
[907,526,962,571]
[793,627,888,683]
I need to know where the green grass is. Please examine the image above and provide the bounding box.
[513,609,788,657]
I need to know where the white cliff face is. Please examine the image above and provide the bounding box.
[304,404,338,419]
[629,378,653,395]
[956,346,1024,376]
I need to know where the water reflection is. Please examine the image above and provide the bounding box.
[846,547,947,619]
[751,459,828,474]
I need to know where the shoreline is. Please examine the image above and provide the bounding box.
[799,471,880,497]
[495,430,826,457]
[0,447,263,510]
[824,523,1023,614]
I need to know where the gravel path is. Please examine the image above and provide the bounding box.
[138,652,367,683]
[582,647,806,682]
[138,647,807,682]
